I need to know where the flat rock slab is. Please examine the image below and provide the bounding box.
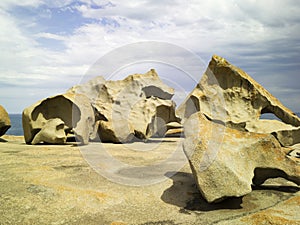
[0,135,299,225]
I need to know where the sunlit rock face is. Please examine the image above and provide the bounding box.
[22,93,96,145]
[183,112,300,203]
[23,69,179,145]
[181,55,300,203]
[68,69,180,143]
[177,55,300,146]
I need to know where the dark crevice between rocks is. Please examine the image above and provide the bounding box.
[252,185,300,193]
[0,137,8,142]
[139,220,178,225]
[287,149,300,158]
[252,167,300,186]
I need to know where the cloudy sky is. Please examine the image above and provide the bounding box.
[0,0,300,113]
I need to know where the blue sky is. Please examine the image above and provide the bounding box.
[0,0,300,113]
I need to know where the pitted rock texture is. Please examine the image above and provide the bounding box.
[183,112,300,203]
[68,69,180,143]
[23,70,179,144]
[246,119,300,147]
[177,55,300,146]
[178,55,300,126]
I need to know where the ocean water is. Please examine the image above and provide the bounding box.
[5,113,300,136]
[6,114,23,136]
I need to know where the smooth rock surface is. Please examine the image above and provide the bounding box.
[22,93,96,145]
[183,112,300,203]
[177,54,300,133]
[0,105,11,136]
[0,135,299,225]
[68,69,179,143]
[31,118,67,145]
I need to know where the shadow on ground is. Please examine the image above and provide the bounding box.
[161,172,242,211]
[161,171,300,212]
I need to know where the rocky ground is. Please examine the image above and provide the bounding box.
[0,135,299,225]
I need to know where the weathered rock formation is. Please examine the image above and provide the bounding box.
[165,122,183,137]
[68,69,179,143]
[183,112,300,203]
[246,120,300,147]
[180,55,300,202]
[23,69,179,144]
[178,55,300,147]
[0,105,11,136]
[178,54,300,126]
[22,93,96,145]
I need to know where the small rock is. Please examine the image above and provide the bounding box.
[0,105,11,136]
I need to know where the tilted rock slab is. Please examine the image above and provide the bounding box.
[177,55,300,146]
[246,120,300,147]
[68,69,179,143]
[183,112,300,203]
[178,54,300,126]
[0,105,11,136]
[22,93,96,145]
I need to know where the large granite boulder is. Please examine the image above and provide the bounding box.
[0,105,11,136]
[183,112,300,203]
[68,69,180,143]
[22,93,96,145]
[178,55,300,146]
[23,69,179,144]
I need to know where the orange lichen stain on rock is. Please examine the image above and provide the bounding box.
[242,212,297,225]
[84,189,107,201]
[110,222,126,225]
[53,184,107,201]
[30,178,107,202]
[284,196,300,205]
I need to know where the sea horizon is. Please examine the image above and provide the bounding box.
[5,112,300,136]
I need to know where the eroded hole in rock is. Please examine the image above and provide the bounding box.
[260,113,282,121]
[32,96,81,129]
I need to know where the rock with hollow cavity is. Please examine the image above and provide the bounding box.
[0,105,11,136]
[68,69,180,143]
[272,128,300,147]
[183,112,300,203]
[178,54,300,147]
[31,118,67,144]
[22,93,96,145]
[177,54,300,132]
[246,120,300,147]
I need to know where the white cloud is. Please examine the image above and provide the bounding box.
[0,0,42,8]
[0,0,300,113]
